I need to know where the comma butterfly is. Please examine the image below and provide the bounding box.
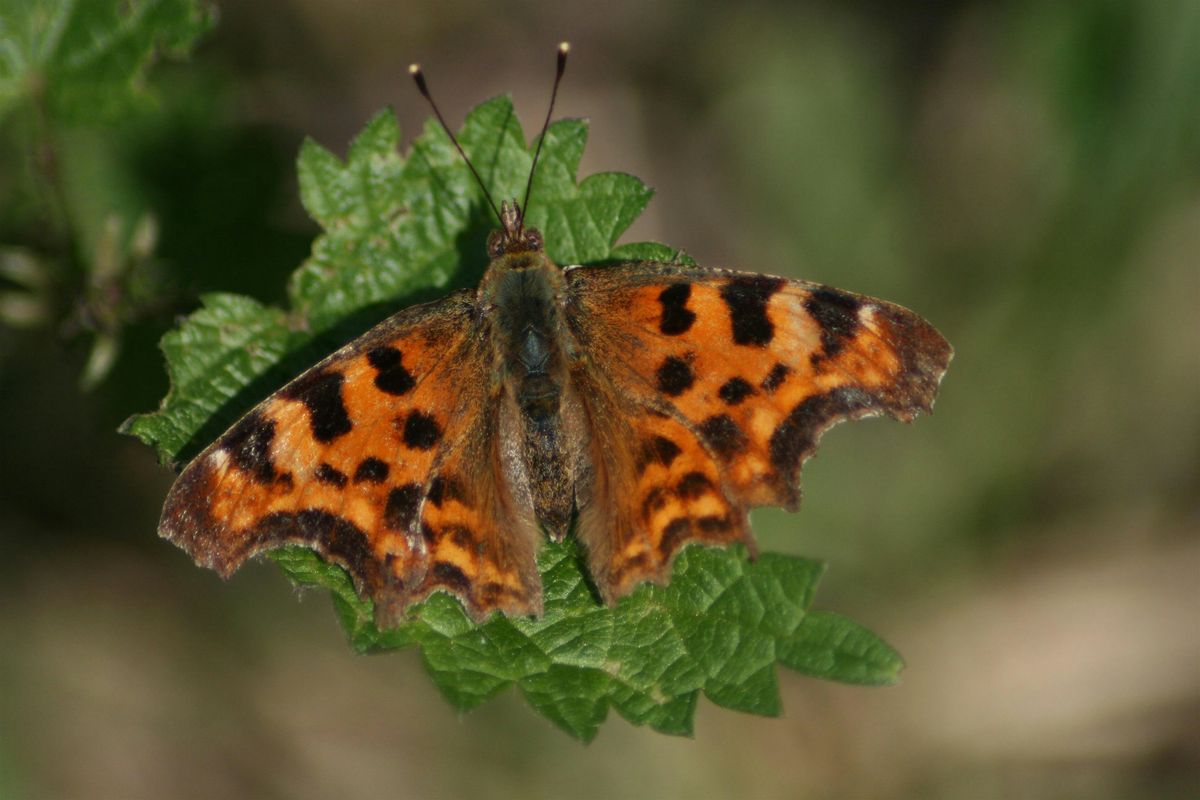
[159,44,952,627]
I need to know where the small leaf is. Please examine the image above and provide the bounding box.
[520,665,611,743]
[779,611,905,686]
[127,97,906,740]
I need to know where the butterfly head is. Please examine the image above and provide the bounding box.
[412,43,568,262]
[488,200,544,257]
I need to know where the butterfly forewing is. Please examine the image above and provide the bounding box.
[561,261,952,596]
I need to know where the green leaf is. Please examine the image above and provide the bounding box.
[125,97,904,739]
[0,0,214,123]
[779,611,905,686]
[122,293,308,463]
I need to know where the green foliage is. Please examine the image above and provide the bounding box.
[125,97,903,739]
[0,0,214,387]
[269,539,900,741]
[0,0,214,123]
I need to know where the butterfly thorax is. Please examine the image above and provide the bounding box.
[479,241,577,541]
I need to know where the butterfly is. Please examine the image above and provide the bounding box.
[158,44,952,628]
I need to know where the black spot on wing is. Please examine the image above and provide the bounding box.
[659,517,693,557]
[401,411,442,450]
[695,514,733,534]
[655,355,695,397]
[760,362,791,393]
[804,288,863,359]
[427,474,468,507]
[441,524,476,549]
[430,561,471,593]
[384,483,423,531]
[718,377,755,406]
[282,370,353,443]
[367,346,417,396]
[675,471,715,500]
[657,283,696,335]
[637,435,682,472]
[223,411,277,484]
[699,414,748,460]
[719,276,785,346]
[353,457,389,483]
[315,463,348,487]
[641,486,669,520]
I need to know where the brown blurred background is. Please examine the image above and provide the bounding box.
[1,1,1197,798]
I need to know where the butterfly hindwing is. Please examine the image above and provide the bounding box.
[414,390,544,622]
[567,364,753,600]
[562,261,952,596]
[159,290,543,625]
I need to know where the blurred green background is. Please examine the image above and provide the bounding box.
[1,1,1197,798]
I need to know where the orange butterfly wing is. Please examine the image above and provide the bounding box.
[159,291,542,625]
[562,262,952,597]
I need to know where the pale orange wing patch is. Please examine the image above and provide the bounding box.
[563,262,951,597]
[160,290,542,627]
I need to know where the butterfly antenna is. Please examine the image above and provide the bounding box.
[520,41,570,231]
[409,62,504,225]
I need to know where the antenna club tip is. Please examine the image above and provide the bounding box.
[408,63,421,74]
[558,41,570,54]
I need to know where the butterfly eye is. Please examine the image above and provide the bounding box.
[523,228,543,252]
[486,230,505,258]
